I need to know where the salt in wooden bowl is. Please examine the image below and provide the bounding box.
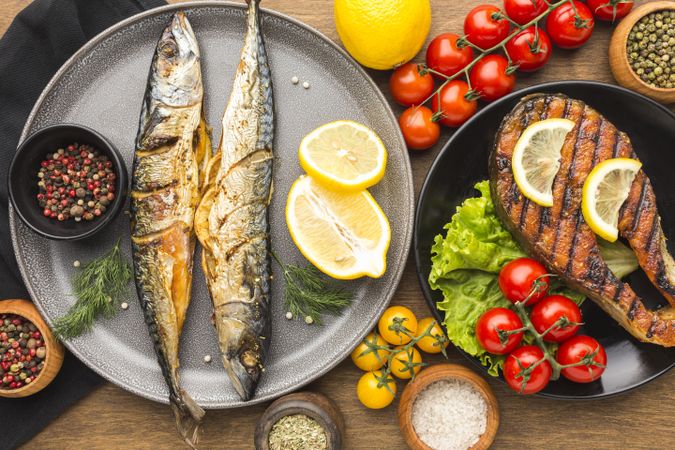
[398,363,500,450]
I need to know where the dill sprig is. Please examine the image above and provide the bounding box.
[271,252,352,325]
[53,240,132,339]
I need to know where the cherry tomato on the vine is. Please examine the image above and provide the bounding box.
[503,345,552,394]
[399,106,440,151]
[431,80,478,127]
[389,63,435,107]
[378,305,418,345]
[351,332,390,371]
[530,295,582,343]
[505,26,552,72]
[356,370,396,409]
[556,335,607,383]
[498,257,549,305]
[469,54,515,101]
[503,0,548,25]
[390,346,423,379]
[415,317,449,354]
[426,33,474,78]
[586,0,633,22]
[546,1,595,49]
[476,307,524,355]
[464,4,511,50]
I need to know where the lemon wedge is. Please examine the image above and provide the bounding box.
[286,175,390,279]
[582,158,642,242]
[512,118,575,207]
[299,121,387,191]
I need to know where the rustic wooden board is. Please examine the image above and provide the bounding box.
[2,0,673,448]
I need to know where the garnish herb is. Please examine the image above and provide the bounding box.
[271,252,352,325]
[53,240,132,339]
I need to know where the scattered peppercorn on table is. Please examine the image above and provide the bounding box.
[2,0,673,448]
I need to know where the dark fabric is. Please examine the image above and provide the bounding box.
[0,1,166,448]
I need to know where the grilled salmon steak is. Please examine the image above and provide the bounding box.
[490,93,675,347]
[130,12,210,447]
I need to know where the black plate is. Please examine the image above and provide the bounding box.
[414,81,675,399]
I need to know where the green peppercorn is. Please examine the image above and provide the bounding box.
[627,10,675,89]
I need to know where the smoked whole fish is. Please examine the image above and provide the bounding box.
[490,93,675,347]
[130,12,210,447]
[195,0,273,401]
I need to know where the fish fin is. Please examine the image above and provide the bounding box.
[170,392,205,449]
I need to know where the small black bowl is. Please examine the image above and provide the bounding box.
[8,124,128,241]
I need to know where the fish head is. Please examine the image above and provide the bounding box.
[223,341,265,401]
[150,12,202,107]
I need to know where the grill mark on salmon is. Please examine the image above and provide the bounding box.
[490,93,675,347]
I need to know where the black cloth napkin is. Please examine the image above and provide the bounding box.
[0,1,166,448]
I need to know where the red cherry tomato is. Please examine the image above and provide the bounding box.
[389,63,435,106]
[546,1,595,49]
[431,80,478,128]
[498,258,549,305]
[503,0,548,25]
[530,295,582,343]
[426,33,474,78]
[469,54,516,102]
[503,345,552,394]
[556,335,607,383]
[476,308,524,355]
[586,0,633,22]
[464,5,511,50]
[399,106,440,151]
[505,26,552,72]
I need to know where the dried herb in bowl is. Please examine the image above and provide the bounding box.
[268,414,328,450]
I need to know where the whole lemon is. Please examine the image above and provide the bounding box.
[334,0,431,70]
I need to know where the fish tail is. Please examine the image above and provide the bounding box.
[170,390,205,449]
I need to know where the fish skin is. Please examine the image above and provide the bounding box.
[130,12,207,447]
[489,93,675,347]
[195,0,273,401]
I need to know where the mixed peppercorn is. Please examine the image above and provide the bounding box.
[627,10,675,89]
[36,143,116,222]
[0,314,46,390]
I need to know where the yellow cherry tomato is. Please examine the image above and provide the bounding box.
[356,370,396,409]
[390,346,423,379]
[378,306,418,345]
[351,332,390,371]
[415,317,449,354]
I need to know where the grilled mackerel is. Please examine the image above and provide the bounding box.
[131,12,210,447]
[195,0,273,401]
[490,93,675,347]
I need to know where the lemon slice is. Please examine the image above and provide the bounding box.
[582,158,642,242]
[286,175,390,279]
[299,121,387,191]
[512,118,575,207]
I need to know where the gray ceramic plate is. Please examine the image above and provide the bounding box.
[9,1,413,408]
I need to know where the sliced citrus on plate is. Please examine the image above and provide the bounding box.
[582,158,642,242]
[299,120,387,191]
[286,175,390,279]
[512,118,575,207]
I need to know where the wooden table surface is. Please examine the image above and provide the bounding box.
[2,0,673,448]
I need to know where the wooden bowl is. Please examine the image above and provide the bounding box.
[398,364,500,450]
[0,299,64,398]
[609,1,675,104]
[254,391,345,449]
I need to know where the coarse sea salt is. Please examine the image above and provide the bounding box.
[411,379,487,450]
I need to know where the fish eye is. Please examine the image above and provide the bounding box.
[159,42,177,58]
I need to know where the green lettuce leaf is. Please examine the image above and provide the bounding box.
[429,180,635,376]
[429,181,522,375]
